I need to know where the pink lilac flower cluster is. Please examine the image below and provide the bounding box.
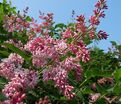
[89,93,100,102]
[61,57,83,81]
[89,0,108,39]
[24,34,84,98]
[3,13,53,41]
[25,34,87,97]
[43,66,75,99]
[2,69,38,104]
[76,15,87,36]
[89,0,107,26]
[25,37,59,67]
[3,15,30,33]
[0,61,15,80]
[28,13,53,39]
[39,13,53,28]
[61,26,90,62]
[70,0,108,40]
[0,53,24,79]
[36,96,51,104]
[68,40,90,62]
[0,53,38,104]
[5,39,24,50]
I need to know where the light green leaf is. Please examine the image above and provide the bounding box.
[114,68,121,81]
[0,3,4,22]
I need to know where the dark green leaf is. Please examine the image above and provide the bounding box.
[110,41,117,46]
[55,23,66,29]
[1,43,31,61]
[85,69,112,78]
[82,87,93,94]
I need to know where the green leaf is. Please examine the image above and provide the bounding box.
[82,87,93,94]
[110,41,117,46]
[0,3,4,22]
[3,0,7,4]
[68,23,75,27]
[0,50,10,56]
[96,84,107,94]
[0,34,8,42]
[95,98,108,104]
[0,77,8,90]
[114,68,121,81]
[60,96,67,100]
[113,84,121,94]
[26,16,32,22]
[0,77,8,83]
[76,90,83,99]
[0,93,6,101]
[1,43,31,61]
[85,69,112,78]
[55,23,66,29]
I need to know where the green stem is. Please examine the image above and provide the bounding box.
[79,78,89,87]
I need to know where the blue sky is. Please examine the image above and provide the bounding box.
[0,0,121,50]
